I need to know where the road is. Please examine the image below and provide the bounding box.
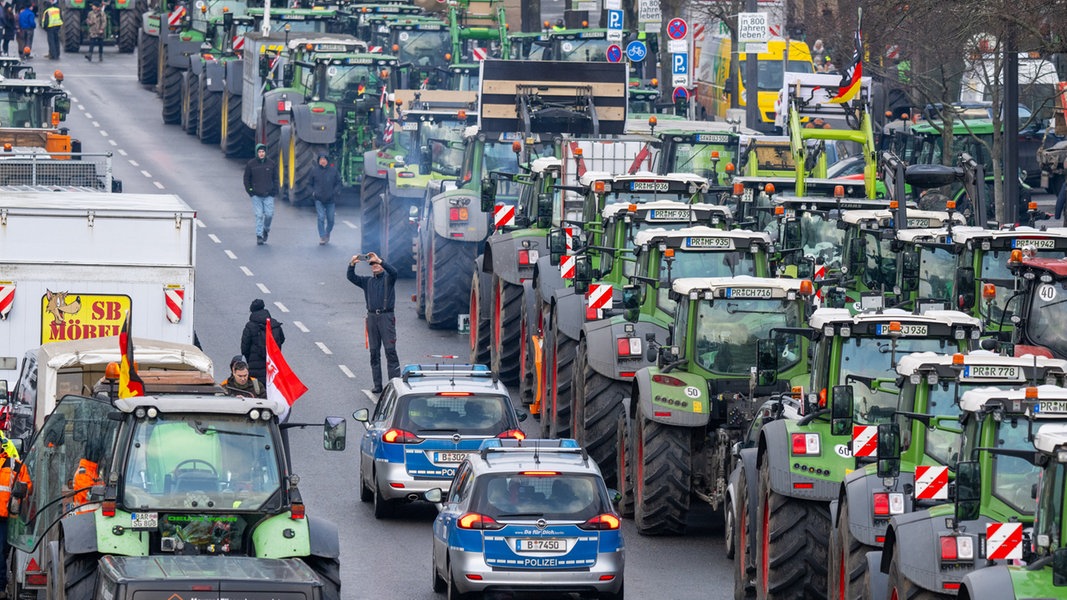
[52,48,731,599]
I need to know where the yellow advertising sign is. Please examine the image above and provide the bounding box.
[40,292,131,344]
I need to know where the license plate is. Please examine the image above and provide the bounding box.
[726,287,771,299]
[1013,238,1056,249]
[962,365,1022,380]
[685,237,733,249]
[130,512,158,529]
[649,209,691,220]
[630,181,670,192]
[877,324,928,336]
[515,538,569,552]
[906,218,929,228]
[434,452,468,464]
[694,133,731,144]
[1037,400,1067,414]
[741,188,754,203]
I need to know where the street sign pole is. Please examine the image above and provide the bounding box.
[745,0,760,130]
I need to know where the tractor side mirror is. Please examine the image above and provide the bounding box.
[480,177,496,212]
[222,11,233,28]
[756,338,779,386]
[783,220,801,249]
[0,379,8,403]
[830,385,853,437]
[573,258,592,294]
[548,229,566,265]
[876,423,901,478]
[419,145,432,175]
[954,460,981,522]
[956,267,976,310]
[849,236,866,267]
[53,94,70,118]
[323,416,347,451]
[1053,547,1067,586]
[900,250,919,293]
[622,285,641,323]
[536,193,553,225]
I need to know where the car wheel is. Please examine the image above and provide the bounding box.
[373,476,392,519]
[432,547,446,593]
[446,557,467,600]
[359,465,372,503]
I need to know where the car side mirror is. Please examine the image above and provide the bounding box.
[849,236,866,266]
[954,460,981,522]
[516,410,528,422]
[353,408,370,425]
[1053,547,1067,586]
[323,416,347,451]
[756,338,778,386]
[876,423,901,478]
[53,95,70,118]
[956,267,975,310]
[548,229,566,265]
[424,488,444,503]
[607,488,622,506]
[622,285,641,323]
[830,385,853,437]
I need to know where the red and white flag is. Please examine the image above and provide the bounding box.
[266,319,307,421]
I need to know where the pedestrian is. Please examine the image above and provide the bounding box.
[220,355,266,398]
[243,143,278,245]
[0,432,20,600]
[0,3,15,57]
[16,2,35,59]
[84,1,104,61]
[240,298,285,383]
[41,0,58,59]
[308,153,340,244]
[346,252,399,394]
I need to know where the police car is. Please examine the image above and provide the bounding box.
[354,363,526,518]
[427,439,624,599]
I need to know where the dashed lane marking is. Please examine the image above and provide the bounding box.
[343,220,357,229]
[118,149,127,156]
[239,266,253,276]
[129,159,139,166]
[316,342,333,355]
[293,321,309,333]
[84,112,92,119]
[100,130,109,137]
[224,250,237,260]
[339,365,355,378]
[257,283,270,294]
[153,181,164,189]
[208,234,221,244]
[195,219,205,227]
[140,170,152,178]
[109,140,118,146]
[273,301,289,313]
[92,121,99,127]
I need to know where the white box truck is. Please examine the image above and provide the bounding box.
[0,192,196,389]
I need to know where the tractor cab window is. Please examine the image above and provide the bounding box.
[913,380,984,466]
[422,120,466,176]
[555,38,610,62]
[860,231,897,291]
[322,65,380,102]
[392,30,449,68]
[0,90,42,128]
[669,143,735,183]
[918,246,956,303]
[990,418,1041,514]
[795,212,844,272]
[1025,278,1067,358]
[738,58,815,91]
[1034,461,1064,556]
[693,297,802,375]
[839,336,953,425]
[656,251,759,313]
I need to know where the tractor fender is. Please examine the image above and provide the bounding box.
[202,61,225,92]
[59,511,98,554]
[755,420,843,502]
[291,103,336,145]
[552,290,584,342]
[429,189,488,240]
[864,550,888,600]
[581,318,664,380]
[881,511,968,594]
[534,255,565,306]
[189,60,203,76]
[165,35,199,69]
[386,172,424,200]
[363,149,380,178]
[306,515,341,559]
[487,232,543,285]
[633,367,711,428]
[842,467,916,547]
[262,88,303,127]
[223,60,244,95]
[958,565,1014,600]
[733,447,760,538]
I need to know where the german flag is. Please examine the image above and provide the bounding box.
[829,30,863,104]
[118,311,144,399]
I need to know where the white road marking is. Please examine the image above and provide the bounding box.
[118,149,127,156]
[240,266,253,276]
[99,130,109,137]
[293,321,309,333]
[208,234,221,244]
[76,103,84,110]
[343,220,357,229]
[273,301,289,313]
[339,365,355,378]
[195,219,205,227]
[109,139,118,146]
[140,170,152,178]
[363,389,379,403]
[224,250,237,260]
[153,181,164,189]
[316,342,333,355]
[92,121,100,127]
[257,283,271,294]
[128,159,139,166]
[84,112,92,119]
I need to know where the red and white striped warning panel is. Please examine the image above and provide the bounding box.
[560,255,575,279]
[232,35,245,51]
[564,227,574,252]
[383,121,394,144]
[472,47,488,61]
[0,282,13,320]
[914,465,949,500]
[851,425,878,457]
[168,6,187,27]
[986,522,1023,560]
[369,46,383,53]
[586,283,613,310]
[165,287,185,323]
[692,22,706,41]
[493,203,515,228]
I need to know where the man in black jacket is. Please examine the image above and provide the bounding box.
[308,153,341,244]
[243,144,278,245]
[347,252,399,393]
[241,299,285,382]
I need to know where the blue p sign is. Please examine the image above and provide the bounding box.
[672,53,688,75]
[607,9,623,31]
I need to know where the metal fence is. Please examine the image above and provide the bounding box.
[0,151,114,191]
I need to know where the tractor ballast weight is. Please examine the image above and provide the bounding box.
[478,60,628,136]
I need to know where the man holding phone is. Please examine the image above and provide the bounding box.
[347,251,399,394]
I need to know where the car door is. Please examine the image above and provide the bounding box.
[361,386,398,487]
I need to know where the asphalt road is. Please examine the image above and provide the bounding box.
[50,46,732,599]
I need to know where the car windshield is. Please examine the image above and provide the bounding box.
[122,414,282,511]
[918,247,956,303]
[655,251,760,312]
[841,337,956,425]
[475,472,606,520]
[1026,278,1067,358]
[990,418,1041,515]
[693,298,802,375]
[398,394,512,435]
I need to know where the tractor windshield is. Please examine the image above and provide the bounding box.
[668,143,736,184]
[556,38,611,62]
[421,121,467,176]
[981,249,1065,325]
[794,212,845,272]
[1024,277,1067,358]
[918,246,956,303]
[858,231,898,291]
[989,417,1041,514]
[393,30,449,68]
[0,89,46,128]
[122,414,282,511]
[693,298,803,375]
[323,65,382,101]
[1033,461,1064,555]
[654,251,760,313]
[911,380,994,466]
[840,336,956,425]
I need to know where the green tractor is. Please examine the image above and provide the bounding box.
[182,10,254,141]
[957,422,1067,600]
[732,306,982,598]
[877,385,1067,598]
[62,0,143,54]
[6,392,347,599]
[828,352,1067,600]
[1006,252,1067,360]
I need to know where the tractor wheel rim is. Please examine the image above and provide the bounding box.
[761,493,770,593]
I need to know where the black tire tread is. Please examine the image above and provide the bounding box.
[161,65,182,124]
[616,410,634,518]
[491,277,523,385]
[756,463,831,599]
[469,271,491,365]
[360,175,385,253]
[290,139,325,205]
[137,30,158,85]
[181,73,199,134]
[548,322,577,439]
[380,189,417,276]
[220,90,254,158]
[829,498,875,600]
[734,466,755,599]
[887,540,950,600]
[633,415,691,535]
[198,87,222,144]
[63,549,99,599]
[61,8,83,53]
[302,555,341,600]
[118,9,139,53]
[575,337,626,488]
[425,235,476,330]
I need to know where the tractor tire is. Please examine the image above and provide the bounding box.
[220,89,254,158]
[289,139,326,205]
[303,555,341,600]
[197,83,222,144]
[61,548,99,599]
[381,190,416,277]
[734,466,755,599]
[118,9,139,53]
[547,317,578,439]
[754,462,831,599]
[490,276,523,385]
[180,73,199,135]
[632,412,691,535]
[573,336,626,488]
[517,288,536,407]
[61,8,83,53]
[829,499,876,600]
[359,174,385,255]
[425,232,476,330]
[264,122,283,165]
[615,410,634,518]
[137,30,158,85]
[538,320,555,439]
[415,254,427,319]
[161,66,183,125]
[469,271,492,365]
[886,541,948,600]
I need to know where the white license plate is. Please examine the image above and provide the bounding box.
[1037,400,1067,414]
[434,452,468,464]
[906,218,929,228]
[877,324,928,336]
[962,365,1022,380]
[130,512,158,529]
[649,209,691,220]
[1014,238,1056,249]
[686,237,732,249]
[726,288,771,299]
[515,538,569,552]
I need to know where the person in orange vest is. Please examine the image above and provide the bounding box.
[71,458,102,506]
[0,431,22,598]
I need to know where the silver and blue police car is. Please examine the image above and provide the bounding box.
[428,439,625,599]
[354,363,526,518]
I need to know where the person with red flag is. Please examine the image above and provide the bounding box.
[265,318,307,422]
